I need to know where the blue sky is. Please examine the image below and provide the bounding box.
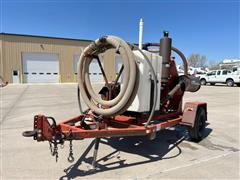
[1,0,239,64]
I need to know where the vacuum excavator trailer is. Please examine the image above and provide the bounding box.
[23,30,207,169]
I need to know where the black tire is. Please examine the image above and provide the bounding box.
[226,79,234,87]
[200,79,206,85]
[188,107,206,142]
[210,83,215,86]
[236,83,240,87]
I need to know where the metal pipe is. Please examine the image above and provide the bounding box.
[142,42,188,76]
[138,18,144,49]
[92,138,100,169]
[171,47,188,76]
[113,65,124,85]
[167,83,182,97]
[96,57,109,85]
[160,82,183,106]
[160,31,172,83]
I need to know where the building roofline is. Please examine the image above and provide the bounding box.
[0,32,93,42]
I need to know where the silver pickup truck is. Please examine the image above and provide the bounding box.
[198,69,240,87]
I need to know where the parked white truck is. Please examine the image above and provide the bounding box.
[199,69,240,87]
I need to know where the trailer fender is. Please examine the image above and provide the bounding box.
[181,102,207,127]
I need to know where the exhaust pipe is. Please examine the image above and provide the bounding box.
[138,18,144,50]
[160,31,172,84]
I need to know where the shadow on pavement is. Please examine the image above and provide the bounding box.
[59,124,212,179]
[59,125,213,179]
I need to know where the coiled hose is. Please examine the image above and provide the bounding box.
[77,36,158,122]
[78,36,138,116]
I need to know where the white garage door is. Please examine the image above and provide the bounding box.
[22,53,59,83]
[89,59,104,82]
[73,55,104,82]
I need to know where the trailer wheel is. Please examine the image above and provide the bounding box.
[188,107,206,142]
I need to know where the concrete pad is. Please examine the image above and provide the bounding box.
[0,84,239,179]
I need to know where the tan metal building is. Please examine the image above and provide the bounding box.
[0,33,116,83]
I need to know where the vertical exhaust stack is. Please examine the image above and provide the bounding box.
[138,18,144,49]
[160,31,172,83]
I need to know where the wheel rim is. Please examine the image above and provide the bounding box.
[201,80,206,85]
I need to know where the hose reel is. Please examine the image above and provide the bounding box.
[77,36,141,117]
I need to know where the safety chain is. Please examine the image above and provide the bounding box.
[49,141,53,155]
[53,143,58,162]
[47,127,75,163]
[67,140,74,163]
[49,140,59,162]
